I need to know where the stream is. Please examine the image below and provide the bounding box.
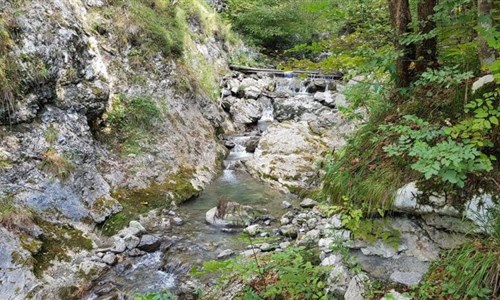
[89,135,296,298]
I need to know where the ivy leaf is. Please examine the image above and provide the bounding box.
[489,116,499,125]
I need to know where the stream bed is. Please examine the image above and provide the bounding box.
[89,154,296,298]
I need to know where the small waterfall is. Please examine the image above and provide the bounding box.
[275,77,308,95]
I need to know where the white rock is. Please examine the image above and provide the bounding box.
[281,201,292,209]
[244,224,261,236]
[389,271,424,286]
[241,248,261,257]
[382,290,412,300]
[173,217,183,225]
[344,274,368,300]
[111,237,126,253]
[102,253,116,265]
[300,198,318,208]
[321,254,342,266]
[217,249,235,259]
[124,234,140,250]
[472,74,494,93]
[129,221,146,233]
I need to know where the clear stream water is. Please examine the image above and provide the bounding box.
[89,138,296,297]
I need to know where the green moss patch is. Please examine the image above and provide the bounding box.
[101,168,198,236]
[32,218,93,278]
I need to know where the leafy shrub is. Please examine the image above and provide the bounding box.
[381,115,494,188]
[133,291,176,300]
[414,66,474,88]
[194,246,328,299]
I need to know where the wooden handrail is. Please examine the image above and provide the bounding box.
[229,65,343,80]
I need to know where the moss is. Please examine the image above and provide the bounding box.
[58,286,80,300]
[32,218,93,278]
[101,168,198,236]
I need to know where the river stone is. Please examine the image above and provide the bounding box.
[230,98,263,125]
[124,235,140,250]
[259,243,276,252]
[241,248,262,257]
[244,86,262,99]
[217,249,235,259]
[279,225,298,239]
[102,253,117,265]
[244,224,261,236]
[127,248,146,257]
[206,201,255,228]
[138,234,161,252]
[129,221,146,234]
[111,237,127,253]
[173,217,183,226]
[245,136,260,153]
[279,241,291,249]
[300,198,318,208]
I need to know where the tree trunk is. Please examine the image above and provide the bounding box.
[388,0,414,89]
[478,0,496,69]
[415,0,438,73]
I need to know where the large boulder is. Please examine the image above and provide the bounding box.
[205,201,257,228]
[244,121,328,192]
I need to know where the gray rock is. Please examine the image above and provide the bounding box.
[102,253,117,265]
[129,221,146,234]
[173,217,183,226]
[245,137,260,153]
[111,237,127,253]
[217,249,235,259]
[281,201,292,209]
[138,234,161,252]
[259,243,277,252]
[344,274,368,300]
[127,248,146,257]
[389,271,424,286]
[244,86,262,99]
[280,217,290,225]
[279,225,298,239]
[243,224,261,236]
[360,240,406,258]
[124,234,141,250]
[330,229,352,242]
[300,198,318,208]
[205,202,256,228]
[241,248,262,257]
[279,241,291,249]
[318,238,335,252]
[321,254,342,266]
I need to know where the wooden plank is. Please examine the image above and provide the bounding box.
[229,65,343,79]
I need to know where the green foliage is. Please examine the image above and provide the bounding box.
[133,291,176,300]
[381,115,494,188]
[194,246,328,299]
[414,66,474,89]
[417,239,499,299]
[446,88,500,148]
[106,94,162,155]
[225,0,333,52]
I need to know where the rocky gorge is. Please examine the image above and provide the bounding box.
[0,1,497,299]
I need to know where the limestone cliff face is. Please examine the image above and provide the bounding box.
[0,0,236,297]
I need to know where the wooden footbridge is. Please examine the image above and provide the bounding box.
[229,65,343,80]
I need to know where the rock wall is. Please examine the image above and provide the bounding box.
[0,0,235,298]
[220,72,358,193]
